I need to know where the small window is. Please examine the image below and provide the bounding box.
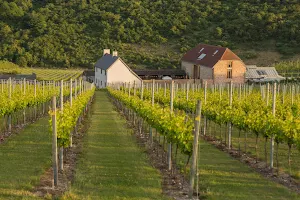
[197,53,206,60]
[104,82,106,87]
[227,62,233,79]
[227,68,232,79]
[213,50,219,56]
[105,70,106,75]
[257,70,267,75]
[101,81,102,86]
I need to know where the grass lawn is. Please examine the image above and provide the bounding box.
[0,117,51,200]
[62,91,170,200]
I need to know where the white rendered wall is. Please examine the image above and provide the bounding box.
[95,67,107,88]
[107,59,141,86]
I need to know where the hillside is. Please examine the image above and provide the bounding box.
[0,0,299,69]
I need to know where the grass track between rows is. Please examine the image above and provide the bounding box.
[0,117,51,200]
[63,91,170,200]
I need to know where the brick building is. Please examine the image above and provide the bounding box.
[181,44,246,84]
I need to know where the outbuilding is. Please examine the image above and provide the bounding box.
[245,65,285,82]
[181,44,246,84]
[94,49,142,88]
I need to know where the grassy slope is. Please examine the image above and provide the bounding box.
[63,91,169,200]
[0,117,51,200]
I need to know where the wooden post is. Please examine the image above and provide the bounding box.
[149,79,155,145]
[128,82,131,97]
[270,83,276,169]
[164,82,167,97]
[291,84,294,104]
[228,81,233,149]
[23,78,26,124]
[168,81,174,171]
[189,100,202,199]
[186,83,189,101]
[74,79,77,99]
[59,80,64,171]
[133,81,136,97]
[34,79,37,119]
[70,79,73,106]
[70,79,73,147]
[8,78,12,133]
[42,80,45,114]
[203,81,207,136]
[79,79,82,95]
[52,96,58,187]
[140,81,144,100]
[266,83,269,106]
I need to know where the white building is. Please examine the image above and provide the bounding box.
[94,49,142,88]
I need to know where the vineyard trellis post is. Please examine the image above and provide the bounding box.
[42,80,45,114]
[270,82,276,169]
[266,83,269,106]
[75,78,77,99]
[228,81,233,149]
[189,100,202,199]
[164,82,166,97]
[140,81,144,100]
[23,78,26,124]
[186,82,189,101]
[52,96,58,187]
[70,79,73,147]
[34,79,37,119]
[149,79,155,145]
[59,80,64,171]
[8,77,12,133]
[168,81,174,171]
[203,81,207,136]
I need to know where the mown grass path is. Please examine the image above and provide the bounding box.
[64,91,169,200]
[0,117,51,200]
[195,141,299,200]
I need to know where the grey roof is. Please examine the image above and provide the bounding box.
[95,54,119,70]
[245,66,285,82]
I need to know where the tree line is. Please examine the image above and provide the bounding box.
[0,0,299,69]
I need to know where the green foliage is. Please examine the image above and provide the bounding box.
[0,1,299,68]
[127,84,300,151]
[50,86,95,147]
[108,88,194,155]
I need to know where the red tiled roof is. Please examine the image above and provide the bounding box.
[181,44,242,68]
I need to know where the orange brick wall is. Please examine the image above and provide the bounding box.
[213,60,246,84]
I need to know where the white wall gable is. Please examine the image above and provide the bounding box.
[107,59,141,85]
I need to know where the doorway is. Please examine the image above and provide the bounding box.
[193,65,200,79]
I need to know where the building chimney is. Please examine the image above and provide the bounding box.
[103,49,110,55]
[113,51,118,57]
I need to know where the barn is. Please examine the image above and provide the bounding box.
[94,49,142,88]
[181,44,246,84]
[245,65,285,82]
